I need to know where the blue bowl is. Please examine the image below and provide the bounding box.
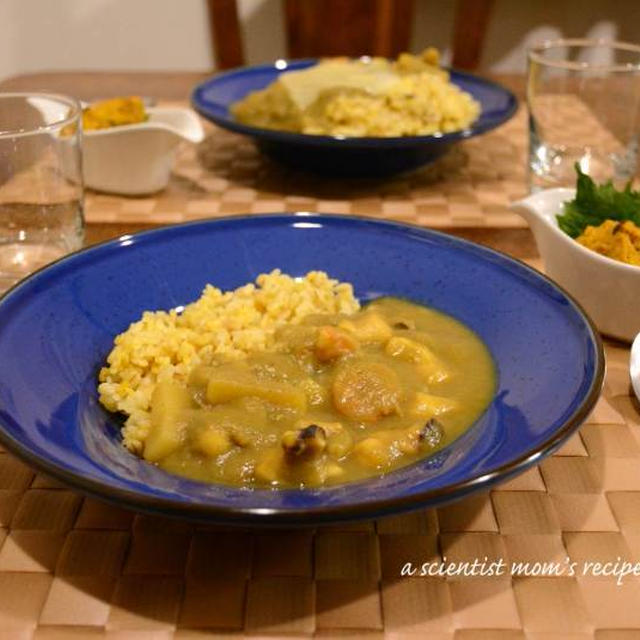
[0,215,602,525]
[191,60,517,176]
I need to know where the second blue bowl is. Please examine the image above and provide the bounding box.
[192,60,518,176]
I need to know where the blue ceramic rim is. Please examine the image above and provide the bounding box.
[0,213,604,524]
[190,59,518,149]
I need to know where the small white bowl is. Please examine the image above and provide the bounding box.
[82,106,205,195]
[511,188,640,342]
[630,332,640,401]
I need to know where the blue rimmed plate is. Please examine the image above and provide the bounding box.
[0,215,602,525]
[191,60,517,176]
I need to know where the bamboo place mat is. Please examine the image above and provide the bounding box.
[81,95,624,229]
[82,93,629,228]
[0,262,639,637]
[0,96,621,229]
[78,99,540,228]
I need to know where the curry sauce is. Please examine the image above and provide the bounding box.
[142,298,496,488]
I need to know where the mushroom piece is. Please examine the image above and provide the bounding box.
[281,424,327,459]
[418,418,444,449]
[392,320,415,330]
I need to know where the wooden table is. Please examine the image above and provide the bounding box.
[0,70,534,257]
[0,71,637,638]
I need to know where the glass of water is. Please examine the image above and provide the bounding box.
[527,39,640,192]
[0,93,84,291]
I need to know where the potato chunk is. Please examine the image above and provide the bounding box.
[338,312,392,343]
[326,429,353,459]
[144,381,192,462]
[385,336,449,383]
[353,420,444,469]
[275,324,318,354]
[385,335,434,363]
[254,448,284,484]
[206,371,307,412]
[408,392,458,419]
[332,359,401,421]
[353,437,390,468]
[255,446,337,487]
[195,427,232,457]
[188,366,216,389]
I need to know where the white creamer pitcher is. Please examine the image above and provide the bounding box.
[82,107,205,195]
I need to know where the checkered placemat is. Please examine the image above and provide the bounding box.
[85,104,531,228]
[0,260,638,635]
[83,94,626,229]
[2,96,623,231]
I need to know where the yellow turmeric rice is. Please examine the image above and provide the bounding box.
[98,270,360,452]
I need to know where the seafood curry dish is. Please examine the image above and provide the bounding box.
[99,272,495,488]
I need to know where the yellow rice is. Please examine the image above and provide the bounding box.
[232,48,480,138]
[302,72,481,138]
[98,270,360,452]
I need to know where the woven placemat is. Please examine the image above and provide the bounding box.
[83,94,625,228]
[0,96,620,230]
[0,260,637,636]
[86,104,535,228]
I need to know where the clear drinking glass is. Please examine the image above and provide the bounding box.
[527,39,640,192]
[0,93,84,290]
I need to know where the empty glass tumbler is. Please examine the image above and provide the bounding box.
[527,39,640,191]
[0,93,84,290]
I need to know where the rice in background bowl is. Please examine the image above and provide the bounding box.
[231,48,481,138]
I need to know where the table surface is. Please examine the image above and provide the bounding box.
[1,70,533,256]
[0,71,638,639]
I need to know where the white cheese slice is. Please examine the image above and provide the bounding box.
[278,59,398,111]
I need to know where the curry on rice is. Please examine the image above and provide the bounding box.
[98,271,495,488]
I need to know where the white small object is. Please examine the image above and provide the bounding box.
[81,107,205,195]
[630,333,640,403]
[511,188,640,342]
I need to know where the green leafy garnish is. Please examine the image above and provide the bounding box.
[556,164,640,238]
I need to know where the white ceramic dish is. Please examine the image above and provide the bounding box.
[630,333,640,402]
[82,106,205,195]
[512,188,640,342]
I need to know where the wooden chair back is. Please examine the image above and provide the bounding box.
[207,0,493,71]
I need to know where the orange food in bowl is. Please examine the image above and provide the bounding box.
[81,96,147,131]
[576,219,640,266]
